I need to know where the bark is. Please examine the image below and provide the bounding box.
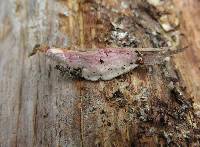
[0,0,199,146]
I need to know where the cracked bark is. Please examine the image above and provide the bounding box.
[0,0,200,147]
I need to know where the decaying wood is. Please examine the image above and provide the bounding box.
[0,0,200,146]
[172,0,200,113]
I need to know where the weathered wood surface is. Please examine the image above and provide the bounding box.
[173,0,200,107]
[0,0,200,146]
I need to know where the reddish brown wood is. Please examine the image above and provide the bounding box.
[173,0,200,102]
[0,0,200,146]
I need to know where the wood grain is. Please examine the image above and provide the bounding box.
[173,0,200,102]
[0,0,200,146]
